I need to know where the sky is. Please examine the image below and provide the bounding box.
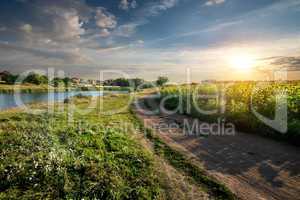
[0,0,300,82]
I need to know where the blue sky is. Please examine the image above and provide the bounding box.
[0,0,300,81]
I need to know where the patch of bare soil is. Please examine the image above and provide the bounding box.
[133,97,300,200]
[132,131,210,200]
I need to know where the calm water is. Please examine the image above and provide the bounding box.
[0,91,111,110]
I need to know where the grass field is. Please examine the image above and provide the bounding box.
[0,95,163,199]
[0,95,237,199]
[0,93,237,199]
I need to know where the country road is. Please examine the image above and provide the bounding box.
[133,97,300,200]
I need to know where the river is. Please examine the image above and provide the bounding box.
[0,91,121,110]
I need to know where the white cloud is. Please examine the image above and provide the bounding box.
[114,23,139,37]
[0,42,91,64]
[20,24,32,33]
[10,4,88,46]
[99,29,111,37]
[0,26,7,32]
[146,0,179,16]
[94,7,118,37]
[119,0,137,11]
[57,11,85,40]
[204,0,225,6]
[95,7,117,29]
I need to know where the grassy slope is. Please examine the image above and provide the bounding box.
[0,84,49,89]
[0,84,132,93]
[0,84,57,93]
[0,95,162,199]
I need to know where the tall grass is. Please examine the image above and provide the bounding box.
[159,82,300,145]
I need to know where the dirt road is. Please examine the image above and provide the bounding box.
[134,97,300,200]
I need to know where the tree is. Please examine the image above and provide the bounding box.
[24,73,48,85]
[52,77,72,87]
[130,78,144,90]
[63,77,71,87]
[0,71,18,84]
[52,77,64,87]
[114,78,130,87]
[156,76,168,86]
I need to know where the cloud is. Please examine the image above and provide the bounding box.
[0,27,7,32]
[270,56,300,71]
[121,0,179,35]
[113,23,139,37]
[0,0,121,50]
[99,29,111,37]
[146,20,242,45]
[95,7,117,29]
[204,0,225,6]
[0,0,91,47]
[138,0,180,18]
[20,24,32,33]
[51,10,85,41]
[146,0,179,16]
[0,42,90,64]
[119,0,137,11]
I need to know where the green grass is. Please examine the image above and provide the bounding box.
[0,95,162,199]
[103,86,132,92]
[0,94,238,199]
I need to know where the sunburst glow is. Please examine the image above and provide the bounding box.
[229,53,255,70]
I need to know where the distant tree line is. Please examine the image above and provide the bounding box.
[52,77,72,87]
[0,71,72,86]
[0,71,49,85]
[0,71,169,88]
[0,71,19,84]
[104,78,145,89]
[104,76,169,89]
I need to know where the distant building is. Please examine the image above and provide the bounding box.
[71,77,80,85]
[79,79,88,84]
[88,79,96,85]
[96,80,103,85]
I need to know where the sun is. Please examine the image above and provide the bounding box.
[229,53,255,70]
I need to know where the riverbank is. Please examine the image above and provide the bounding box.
[0,84,132,93]
[0,84,67,93]
[1,94,229,199]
